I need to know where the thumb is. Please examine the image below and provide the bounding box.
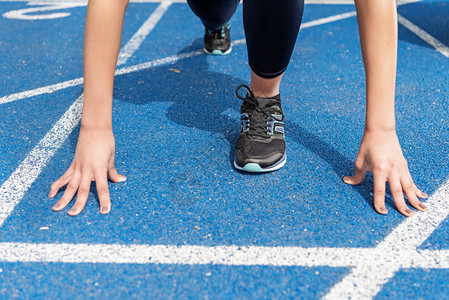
[108,166,127,183]
[343,163,366,185]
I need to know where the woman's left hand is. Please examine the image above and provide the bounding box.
[343,130,428,216]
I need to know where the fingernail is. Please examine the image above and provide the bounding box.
[342,176,350,183]
[419,203,427,210]
[48,192,55,198]
[101,206,109,214]
[379,207,388,213]
[52,203,61,210]
[422,192,429,198]
[68,208,77,215]
[405,208,414,215]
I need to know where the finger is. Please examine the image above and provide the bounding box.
[52,170,81,211]
[389,176,414,217]
[373,173,388,215]
[401,175,427,212]
[108,166,126,183]
[67,174,92,216]
[48,167,74,198]
[343,164,366,185]
[95,169,111,214]
[415,187,428,200]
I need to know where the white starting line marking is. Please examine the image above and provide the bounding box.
[0,242,448,269]
[0,244,373,265]
[1,3,449,299]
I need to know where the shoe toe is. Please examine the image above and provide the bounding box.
[235,150,285,169]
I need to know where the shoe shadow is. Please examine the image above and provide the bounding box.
[112,38,242,164]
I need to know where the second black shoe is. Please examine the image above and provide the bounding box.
[203,22,232,55]
[234,84,286,173]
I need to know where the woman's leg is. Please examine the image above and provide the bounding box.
[187,0,240,54]
[234,0,304,172]
[187,0,239,30]
[244,0,304,86]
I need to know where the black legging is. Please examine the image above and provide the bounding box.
[187,0,304,78]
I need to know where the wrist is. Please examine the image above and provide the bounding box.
[364,126,396,134]
[80,106,113,131]
[362,128,397,143]
[365,114,395,133]
[80,120,113,132]
[80,92,113,131]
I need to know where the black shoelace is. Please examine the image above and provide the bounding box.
[235,84,283,139]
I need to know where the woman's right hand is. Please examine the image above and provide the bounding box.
[48,128,126,216]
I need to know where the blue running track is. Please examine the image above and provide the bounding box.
[0,0,448,298]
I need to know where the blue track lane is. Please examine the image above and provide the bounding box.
[0,1,448,299]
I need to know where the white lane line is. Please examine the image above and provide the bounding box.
[396,0,423,5]
[301,10,356,29]
[398,14,449,58]
[413,250,449,269]
[324,176,449,299]
[0,242,448,270]
[0,78,84,105]
[0,10,358,105]
[116,39,246,76]
[0,243,371,265]
[0,95,83,225]
[116,1,172,66]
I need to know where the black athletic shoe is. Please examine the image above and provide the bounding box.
[203,22,232,55]
[234,84,286,173]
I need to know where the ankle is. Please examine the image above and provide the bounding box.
[249,88,279,98]
[250,70,283,98]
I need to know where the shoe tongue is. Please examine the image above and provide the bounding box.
[255,95,280,108]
